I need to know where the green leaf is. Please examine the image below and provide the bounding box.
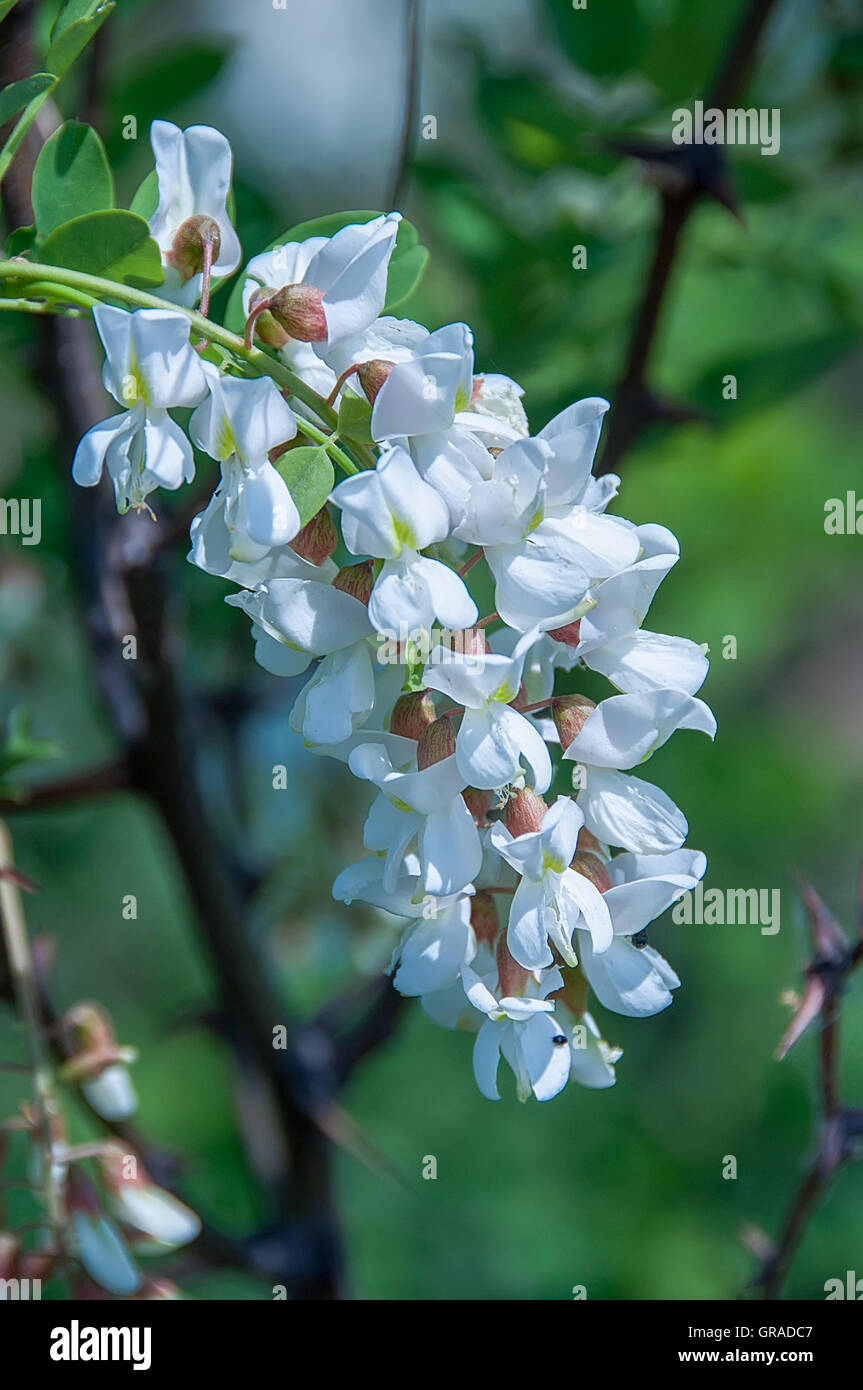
[687,332,860,421]
[0,0,21,21]
[337,390,373,446]
[0,73,55,127]
[223,211,429,332]
[273,445,334,529]
[36,209,164,287]
[32,120,114,240]
[0,708,60,797]
[45,0,115,79]
[5,222,34,255]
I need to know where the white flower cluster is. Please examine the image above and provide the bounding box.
[72,122,716,1104]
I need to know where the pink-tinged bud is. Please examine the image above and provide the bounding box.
[470,890,499,946]
[462,786,493,823]
[552,694,596,752]
[505,786,548,836]
[548,618,582,647]
[452,626,490,658]
[0,1233,18,1278]
[497,934,528,998]
[59,1003,138,1115]
[570,850,612,894]
[248,287,289,347]
[98,1144,201,1250]
[549,967,588,1017]
[417,717,457,769]
[167,215,221,283]
[356,358,394,404]
[333,560,374,605]
[269,283,328,342]
[290,507,338,565]
[576,825,603,856]
[134,1276,182,1300]
[390,691,437,740]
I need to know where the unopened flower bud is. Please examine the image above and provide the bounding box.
[333,560,374,605]
[497,934,528,998]
[390,691,437,740]
[552,694,596,752]
[269,283,328,342]
[417,716,457,769]
[462,786,493,823]
[505,785,548,836]
[356,358,394,404]
[576,826,603,856]
[0,1232,18,1278]
[470,889,499,946]
[59,1003,138,1118]
[289,507,338,565]
[570,850,612,894]
[99,1143,201,1250]
[167,215,221,283]
[248,287,289,347]
[548,619,582,647]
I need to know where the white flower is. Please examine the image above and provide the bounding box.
[190,367,299,562]
[350,742,482,896]
[462,963,571,1102]
[331,445,477,634]
[603,848,707,936]
[451,437,551,546]
[470,373,529,436]
[490,796,613,969]
[393,898,476,996]
[367,323,475,440]
[485,511,641,633]
[148,120,241,307]
[578,934,681,1018]
[246,214,401,356]
[564,690,716,853]
[225,577,372,675]
[423,631,552,793]
[72,305,207,513]
[568,1012,622,1089]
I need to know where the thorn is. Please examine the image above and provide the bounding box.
[603,136,742,221]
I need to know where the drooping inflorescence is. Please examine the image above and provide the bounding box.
[73,120,716,1104]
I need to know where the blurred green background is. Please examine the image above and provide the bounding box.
[1,0,863,1299]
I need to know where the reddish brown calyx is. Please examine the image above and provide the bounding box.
[290,507,338,565]
[333,560,374,605]
[356,358,394,404]
[390,691,437,740]
[470,889,499,947]
[505,786,548,836]
[167,215,221,283]
[452,625,491,659]
[463,786,493,823]
[248,287,290,348]
[417,717,457,769]
[497,934,528,998]
[548,618,582,647]
[552,694,596,752]
[268,283,328,343]
[570,850,612,894]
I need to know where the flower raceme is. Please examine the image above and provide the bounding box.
[69,119,716,1104]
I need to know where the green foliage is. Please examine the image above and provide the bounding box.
[273,445,334,528]
[0,73,54,126]
[32,121,114,239]
[44,0,115,77]
[35,208,164,285]
[0,709,60,797]
[337,390,374,447]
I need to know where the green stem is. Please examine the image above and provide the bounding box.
[0,257,338,429]
[294,414,359,477]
